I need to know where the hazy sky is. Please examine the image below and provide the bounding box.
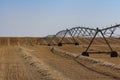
[0,0,120,37]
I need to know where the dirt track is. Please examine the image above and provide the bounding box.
[23,46,118,80]
[0,45,119,80]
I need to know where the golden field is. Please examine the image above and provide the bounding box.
[0,37,119,80]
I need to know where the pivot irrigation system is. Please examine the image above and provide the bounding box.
[47,24,120,57]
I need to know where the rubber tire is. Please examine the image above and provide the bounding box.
[48,44,51,46]
[82,52,89,56]
[58,43,62,46]
[75,43,79,45]
[111,51,118,57]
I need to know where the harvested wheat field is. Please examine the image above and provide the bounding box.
[0,37,119,80]
[1,0,120,79]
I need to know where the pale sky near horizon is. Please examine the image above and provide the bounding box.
[0,0,120,37]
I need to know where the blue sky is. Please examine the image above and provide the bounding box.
[0,0,120,37]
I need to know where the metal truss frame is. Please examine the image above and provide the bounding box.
[48,24,120,57]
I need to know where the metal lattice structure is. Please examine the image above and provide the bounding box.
[48,27,97,46]
[82,24,120,57]
[69,27,96,37]
[47,24,120,57]
[102,24,120,37]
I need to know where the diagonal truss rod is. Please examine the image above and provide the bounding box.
[85,28,113,52]
[102,24,120,37]
[101,24,120,31]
